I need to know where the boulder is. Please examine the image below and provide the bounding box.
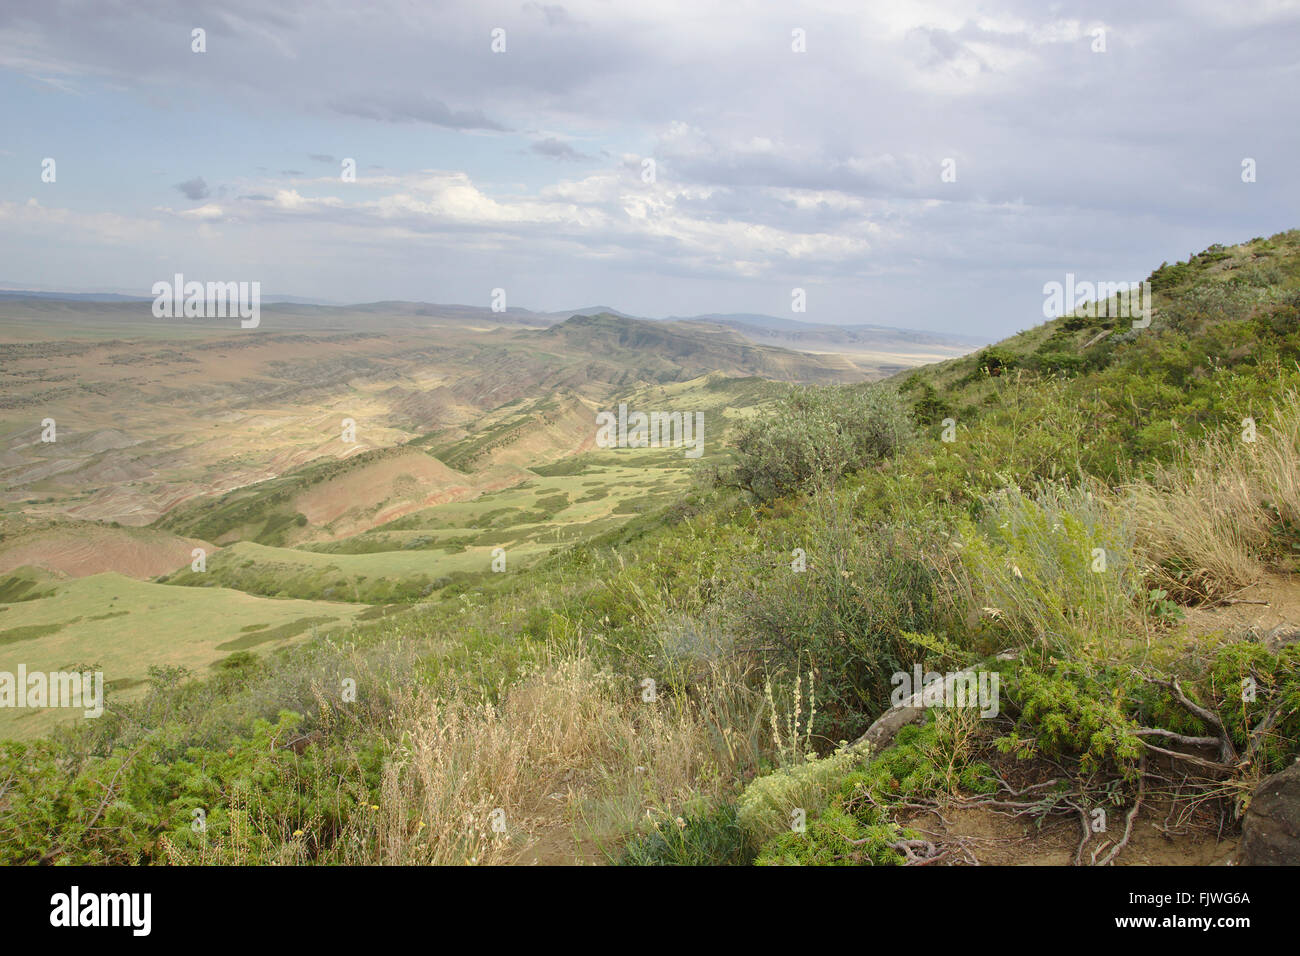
[1236,760,1300,865]
[1264,626,1300,655]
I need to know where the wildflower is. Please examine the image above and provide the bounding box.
[675,817,686,829]
[292,829,304,838]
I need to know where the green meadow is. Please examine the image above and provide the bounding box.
[0,572,367,738]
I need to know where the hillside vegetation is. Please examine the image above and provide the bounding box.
[3,231,1299,865]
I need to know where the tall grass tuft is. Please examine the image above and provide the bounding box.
[345,655,761,865]
[954,482,1145,656]
[1125,388,1300,602]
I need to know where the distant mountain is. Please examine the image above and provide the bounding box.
[0,289,336,305]
[557,306,637,319]
[668,312,989,348]
[0,290,152,303]
[665,312,813,331]
[0,288,984,356]
[534,312,862,384]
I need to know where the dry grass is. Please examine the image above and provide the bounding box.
[345,653,763,865]
[949,483,1148,656]
[1125,389,1300,603]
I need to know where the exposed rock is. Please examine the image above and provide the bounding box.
[852,649,1018,752]
[1236,761,1300,865]
[1264,626,1300,655]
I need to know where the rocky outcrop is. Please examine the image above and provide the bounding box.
[1236,761,1300,865]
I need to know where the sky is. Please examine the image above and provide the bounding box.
[0,0,1296,337]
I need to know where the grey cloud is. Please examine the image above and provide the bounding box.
[174,177,210,200]
[531,137,588,161]
[331,93,509,131]
[523,3,575,28]
[908,25,980,68]
[2,0,1298,335]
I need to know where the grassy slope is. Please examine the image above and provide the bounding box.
[155,374,765,602]
[0,375,761,746]
[0,572,367,738]
[3,231,1298,864]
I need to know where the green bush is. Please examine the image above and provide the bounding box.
[0,711,385,865]
[754,720,994,865]
[999,663,1143,776]
[736,517,939,740]
[736,746,863,846]
[721,384,912,502]
[955,483,1142,654]
[1139,640,1300,776]
[755,799,904,866]
[618,804,754,866]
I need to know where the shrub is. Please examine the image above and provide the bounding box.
[618,804,753,865]
[999,663,1143,777]
[1125,389,1300,602]
[1205,641,1300,776]
[0,711,384,865]
[954,483,1144,654]
[735,507,940,740]
[754,719,994,865]
[755,799,904,866]
[736,745,862,847]
[973,346,1017,377]
[721,384,912,502]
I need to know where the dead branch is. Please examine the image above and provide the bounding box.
[1094,756,1145,866]
[1134,727,1223,748]
[1144,676,1237,765]
[885,838,943,865]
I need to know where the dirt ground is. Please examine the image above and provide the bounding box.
[898,798,1237,866]
[1182,572,1300,639]
[895,573,1299,866]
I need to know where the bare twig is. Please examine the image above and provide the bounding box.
[1145,676,1237,765]
[1095,756,1145,866]
[1134,727,1222,748]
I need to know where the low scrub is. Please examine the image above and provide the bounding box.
[346,656,761,865]
[1125,389,1300,602]
[719,384,912,502]
[954,483,1147,655]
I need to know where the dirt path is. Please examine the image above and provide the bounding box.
[1181,572,1300,639]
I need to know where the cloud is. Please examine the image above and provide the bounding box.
[523,3,576,28]
[0,199,161,243]
[179,204,225,220]
[531,137,589,161]
[174,177,210,201]
[331,93,509,131]
[0,0,1296,331]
